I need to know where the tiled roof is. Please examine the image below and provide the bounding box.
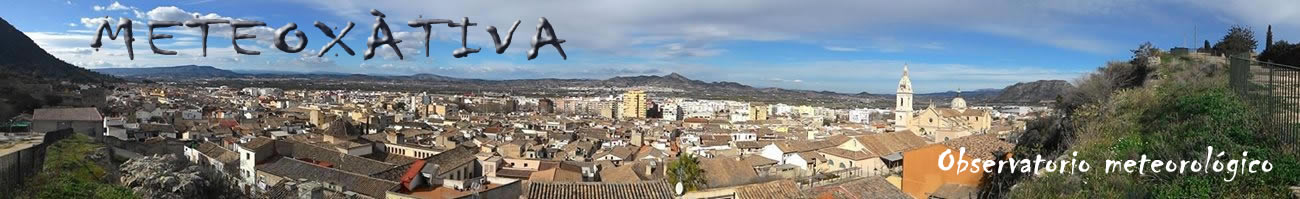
[598,165,641,183]
[811,176,909,199]
[496,168,535,179]
[699,157,758,188]
[425,145,478,176]
[818,147,878,160]
[287,140,397,175]
[239,137,274,150]
[733,141,768,149]
[256,157,401,198]
[196,141,240,169]
[594,146,637,160]
[531,161,586,182]
[741,156,778,167]
[855,131,928,156]
[930,183,978,199]
[940,134,1013,160]
[524,180,673,199]
[937,108,989,117]
[735,180,805,199]
[32,107,102,121]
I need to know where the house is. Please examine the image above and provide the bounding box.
[699,157,759,188]
[255,157,401,199]
[31,107,104,135]
[811,176,910,199]
[593,146,638,165]
[524,180,673,199]
[901,135,1013,198]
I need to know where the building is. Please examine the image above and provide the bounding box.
[748,103,768,121]
[538,98,556,114]
[848,109,872,124]
[894,64,914,131]
[901,135,1013,198]
[31,107,104,135]
[907,90,993,141]
[620,90,647,119]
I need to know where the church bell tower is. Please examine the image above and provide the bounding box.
[894,64,913,131]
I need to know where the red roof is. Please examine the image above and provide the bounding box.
[400,160,427,188]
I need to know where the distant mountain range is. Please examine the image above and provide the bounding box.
[93,65,1073,105]
[0,17,119,83]
[93,65,242,78]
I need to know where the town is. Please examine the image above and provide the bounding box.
[2,65,1051,199]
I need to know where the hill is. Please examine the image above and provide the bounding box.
[0,17,118,83]
[991,52,1300,198]
[990,80,1073,103]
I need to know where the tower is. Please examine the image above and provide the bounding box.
[894,64,913,131]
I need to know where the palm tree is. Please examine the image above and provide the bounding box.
[667,154,706,192]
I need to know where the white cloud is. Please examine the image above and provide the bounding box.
[287,0,1155,56]
[92,1,134,11]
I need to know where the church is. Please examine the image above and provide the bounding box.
[892,64,992,142]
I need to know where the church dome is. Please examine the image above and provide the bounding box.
[951,97,967,110]
[951,89,967,110]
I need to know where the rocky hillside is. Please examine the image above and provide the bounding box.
[0,17,119,83]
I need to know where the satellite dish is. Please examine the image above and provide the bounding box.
[675,182,684,195]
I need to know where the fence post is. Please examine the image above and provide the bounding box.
[1229,53,1250,95]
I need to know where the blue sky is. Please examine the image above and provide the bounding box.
[2,0,1294,93]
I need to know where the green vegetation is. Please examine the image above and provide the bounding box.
[1213,25,1257,56]
[667,154,706,192]
[16,134,137,199]
[996,45,1300,198]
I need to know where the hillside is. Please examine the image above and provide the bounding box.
[0,17,118,83]
[991,80,1073,103]
[989,52,1300,198]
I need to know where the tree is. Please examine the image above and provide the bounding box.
[393,102,407,111]
[667,154,706,192]
[1201,40,1211,53]
[1130,42,1160,67]
[1212,25,1257,56]
[1259,40,1300,65]
[1266,25,1273,51]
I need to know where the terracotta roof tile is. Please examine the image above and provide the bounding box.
[811,176,908,199]
[735,180,805,199]
[524,180,673,199]
[940,134,1013,160]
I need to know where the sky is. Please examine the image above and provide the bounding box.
[2,0,1296,94]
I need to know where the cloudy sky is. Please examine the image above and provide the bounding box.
[2,0,1295,93]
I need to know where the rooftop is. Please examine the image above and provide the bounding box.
[32,107,102,121]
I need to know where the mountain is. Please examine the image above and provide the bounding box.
[0,17,119,83]
[93,65,243,78]
[991,80,1073,103]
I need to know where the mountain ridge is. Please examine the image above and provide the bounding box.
[93,65,1071,105]
[0,17,119,83]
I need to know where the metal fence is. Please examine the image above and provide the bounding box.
[1228,54,1300,153]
